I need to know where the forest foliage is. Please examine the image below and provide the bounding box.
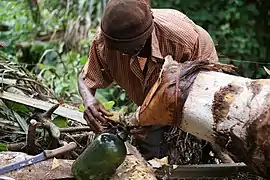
[0,0,269,113]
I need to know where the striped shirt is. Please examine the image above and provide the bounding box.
[82,9,218,106]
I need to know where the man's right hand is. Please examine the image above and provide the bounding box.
[83,97,113,133]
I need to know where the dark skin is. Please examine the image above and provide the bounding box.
[138,37,152,58]
[112,35,152,57]
[78,36,152,133]
[78,74,113,133]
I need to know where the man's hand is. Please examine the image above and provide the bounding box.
[83,97,113,133]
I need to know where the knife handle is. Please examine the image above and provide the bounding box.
[44,142,77,159]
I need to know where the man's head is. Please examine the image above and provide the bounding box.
[101,0,154,56]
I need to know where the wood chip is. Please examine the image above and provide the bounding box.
[51,158,60,170]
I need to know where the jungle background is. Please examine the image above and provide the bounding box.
[0,1,269,179]
[1,0,269,115]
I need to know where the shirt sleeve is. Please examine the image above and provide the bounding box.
[81,34,113,90]
[189,25,219,63]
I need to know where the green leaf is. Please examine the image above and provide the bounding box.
[119,93,126,101]
[58,42,65,54]
[0,143,7,152]
[5,101,30,114]
[52,116,68,128]
[79,104,85,112]
[39,63,45,69]
[12,110,28,132]
[95,90,109,103]
[102,101,115,110]
[80,56,88,65]
[69,72,78,94]
[44,50,58,66]
[118,106,128,114]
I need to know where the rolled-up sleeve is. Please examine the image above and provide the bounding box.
[81,35,113,90]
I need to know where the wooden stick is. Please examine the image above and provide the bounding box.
[7,142,25,152]
[25,123,37,155]
[60,126,91,133]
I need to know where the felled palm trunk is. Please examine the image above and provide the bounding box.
[130,56,270,178]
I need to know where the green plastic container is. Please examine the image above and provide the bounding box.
[72,132,127,180]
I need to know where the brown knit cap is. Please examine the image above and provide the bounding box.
[101,0,154,52]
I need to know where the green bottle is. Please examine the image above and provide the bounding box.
[72,132,127,180]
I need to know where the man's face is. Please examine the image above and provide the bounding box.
[119,41,146,57]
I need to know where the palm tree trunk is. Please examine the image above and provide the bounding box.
[132,55,270,179]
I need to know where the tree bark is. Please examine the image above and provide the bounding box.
[131,55,270,179]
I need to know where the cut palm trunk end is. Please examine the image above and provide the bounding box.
[124,55,270,179]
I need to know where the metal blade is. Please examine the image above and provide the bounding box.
[0,152,46,175]
[155,163,253,179]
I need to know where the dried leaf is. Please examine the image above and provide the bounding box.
[0,78,16,85]
[158,156,169,165]
[148,159,163,168]
[105,111,121,122]
[6,87,26,96]
[51,157,60,169]
[1,91,86,125]
[148,156,169,168]
[0,118,21,131]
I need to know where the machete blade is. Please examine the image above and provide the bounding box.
[0,152,45,175]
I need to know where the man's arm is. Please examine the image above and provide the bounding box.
[78,35,113,132]
[78,72,96,107]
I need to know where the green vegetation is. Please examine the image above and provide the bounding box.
[1,0,269,112]
[153,0,270,79]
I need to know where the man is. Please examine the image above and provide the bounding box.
[78,0,218,160]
